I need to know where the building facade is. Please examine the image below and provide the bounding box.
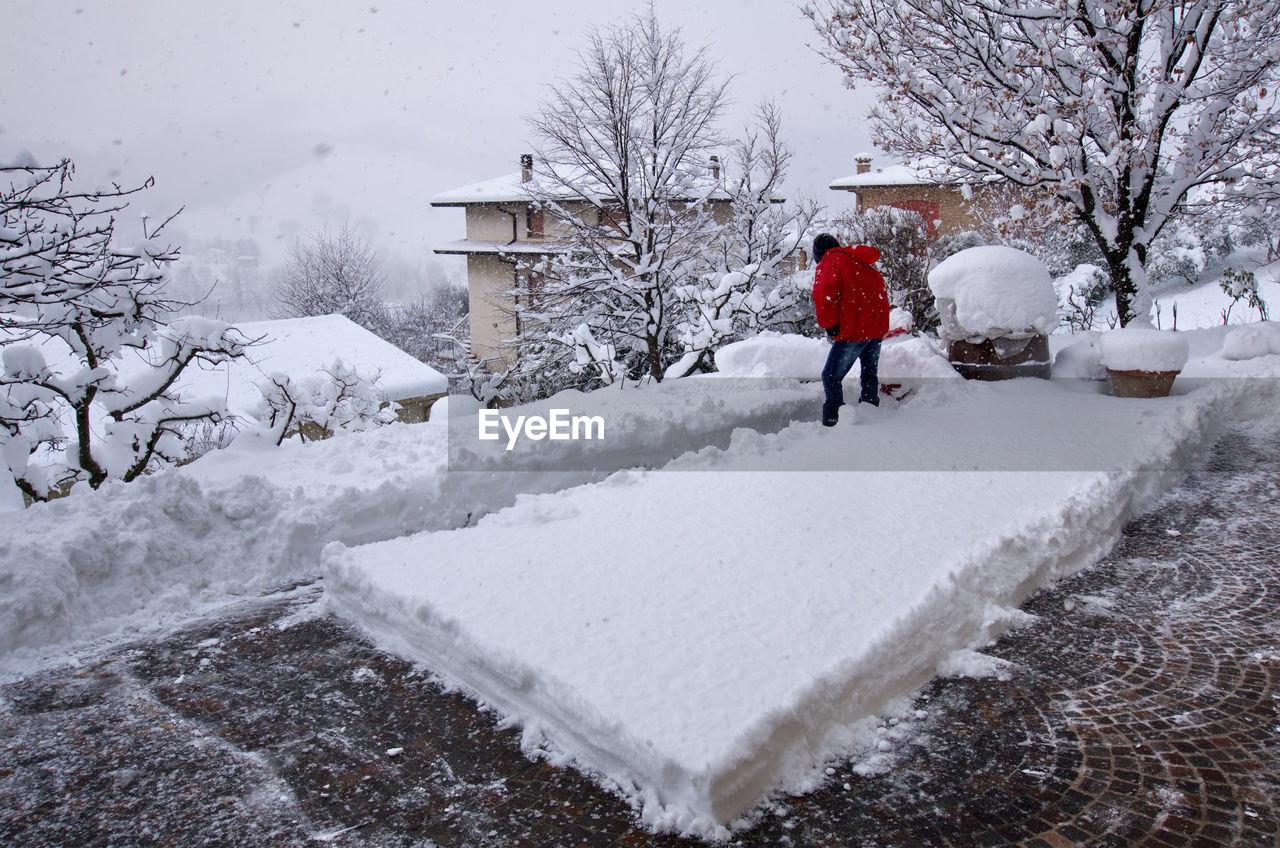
[829,156,1022,237]
[432,155,737,368]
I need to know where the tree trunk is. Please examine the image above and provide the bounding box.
[647,333,664,382]
[1108,257,1137,328]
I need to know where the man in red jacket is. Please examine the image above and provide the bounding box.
[811,232,890,426]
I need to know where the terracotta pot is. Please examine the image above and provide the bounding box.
[1106,368,1180,398]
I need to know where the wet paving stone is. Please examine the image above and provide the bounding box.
[2,428,1278,846]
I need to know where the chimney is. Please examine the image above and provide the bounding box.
[855,154,873,175]
[520,153,534,183]
[709,154,721,180]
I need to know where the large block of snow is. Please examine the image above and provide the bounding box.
[325,379,1226,836]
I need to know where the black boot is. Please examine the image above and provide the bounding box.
[822,402,840,427]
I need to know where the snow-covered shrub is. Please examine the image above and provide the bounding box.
[559,323,626,385]
[371,284,469,375]
[1221,322,1280,361]
[1,158,253,501]
[830,206,937,333]
[255,359,398,445]
[1234,203,1280,263]
[1055,264,1110,332]
[181,418,241,463]
[1219,267,1270,324]
[1147,218,1234,287]
[1053,332,1107,380]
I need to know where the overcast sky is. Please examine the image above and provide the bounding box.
[3,0,878,272]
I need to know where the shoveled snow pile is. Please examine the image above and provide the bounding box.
[1099,327,1191,373]
[1052,331,1107,381]
[928,246,1059,341]
[0,377,821,669]
[324,374,1275,839]
[1221,321,1280,361]
[713,332,958,381]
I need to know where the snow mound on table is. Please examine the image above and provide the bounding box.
[1221,321,1280,361]
[929,246,1059,340]
[1099,327,1191,372]
[324,377,1266,838]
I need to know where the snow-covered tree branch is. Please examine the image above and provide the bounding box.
[666,103,819,379]
[520,5,730,383]
[254,359,397,446]
[274,223,388,331]
[808,0,1280,325]
[1,158,254,501]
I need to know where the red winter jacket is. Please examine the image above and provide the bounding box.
[812,244,890,342]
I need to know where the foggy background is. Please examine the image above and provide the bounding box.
[2,0,878,314]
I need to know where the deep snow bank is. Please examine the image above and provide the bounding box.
[0,378,820,670]
[323,376,1275,837]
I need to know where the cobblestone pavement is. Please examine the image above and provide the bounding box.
[2,428,1278,847]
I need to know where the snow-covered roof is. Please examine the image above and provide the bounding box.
[434,239,566,256]
[2,315,447,425]
[430,172,570,207]
[829,162,930,189]
[432,167,733,207]
[831,159,1009,191]
[185,315,448,418]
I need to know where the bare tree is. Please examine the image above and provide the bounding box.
[666,103,820,378]
[809,0,1280,326]
[1,158,253,501]
[274,223,387,330]
[519,5,731,383]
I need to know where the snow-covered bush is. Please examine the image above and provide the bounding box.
[1234,202,1280,263]
[255,359,398,445]
[1055,264,1110,332]
[1219,267,1270,324]
[1221,321,1280,361]
[1146,217,1234,288]
[1,158,253,501]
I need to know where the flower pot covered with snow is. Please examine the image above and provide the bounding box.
[926,246,1059,380]
[1099,328,1190,398]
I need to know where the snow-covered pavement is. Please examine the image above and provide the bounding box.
[4,418,1278,848]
